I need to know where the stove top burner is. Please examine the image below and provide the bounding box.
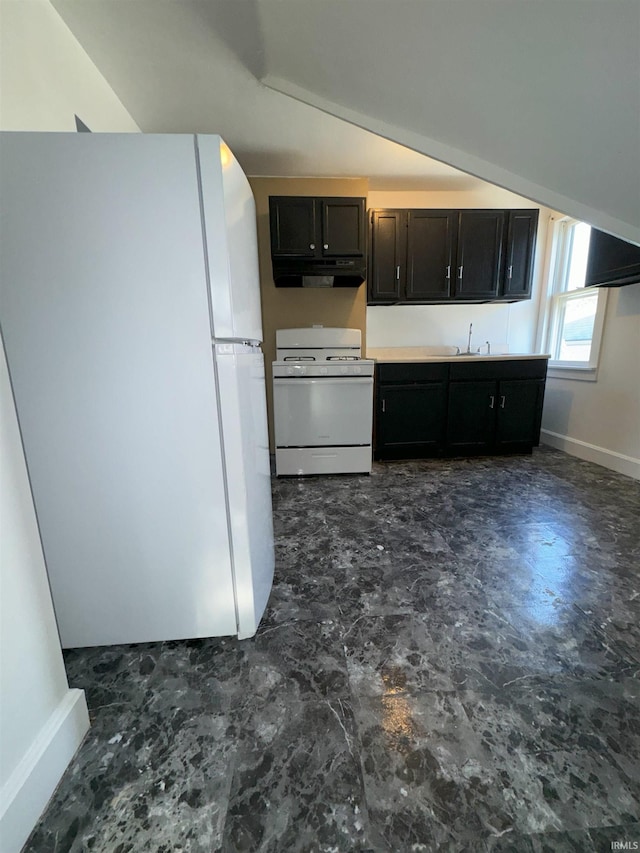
[326,356,360,361]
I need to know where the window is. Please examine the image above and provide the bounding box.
[540,218,607,376]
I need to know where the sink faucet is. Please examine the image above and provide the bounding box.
[477,340,491,355]
[466,323,473,354]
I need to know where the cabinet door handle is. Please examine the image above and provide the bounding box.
[489,395,495,409]
[396,265,400,280]
[458,265,464,279]
[507,265,513,279]
[446,265,451,279]
[324,243,329,250]
[500,395,506,409]
[382,398,386,413]
[310,243,316,250]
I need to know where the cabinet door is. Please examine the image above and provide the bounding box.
[376,383,447,458]
[369,210,406,302]
[446,381,497,451]
[501,210,538,299]
[406,210,457,301]
[269,197,317,257]
[454,211,505,299]
[322,198,365,257]
[495,380,544,447]
[585,228,640,287]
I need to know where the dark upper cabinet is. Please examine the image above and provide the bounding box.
[453,210,505,300]
[500,209,539,300]
[368,207,536,304]
[270,197,317,257]
[585,228,640,287]
[369,210,405,302]
[322,198,366,257]
[369,209,457,303]
[406,210,457,301]
[269,196,365,260]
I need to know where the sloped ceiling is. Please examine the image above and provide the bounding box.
[50,0,480,191]
[52,0,640,242]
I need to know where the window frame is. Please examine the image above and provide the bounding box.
[537,216,608,380]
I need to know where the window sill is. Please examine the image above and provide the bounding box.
[548,364,598,382]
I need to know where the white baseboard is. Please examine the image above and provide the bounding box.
[541,429,640,480]
[0,688,90,853]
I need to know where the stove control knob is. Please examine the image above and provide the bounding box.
[287,367,294,375]
[341,366,348,374]
[320,367,328,375]
[354,365,362,374]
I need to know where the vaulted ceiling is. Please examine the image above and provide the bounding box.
[53,0,640,243]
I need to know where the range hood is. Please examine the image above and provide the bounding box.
[272,257,366,288]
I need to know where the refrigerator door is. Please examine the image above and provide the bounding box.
[0,132,238,646]
[215,343,274,638]
[197,135,264,344]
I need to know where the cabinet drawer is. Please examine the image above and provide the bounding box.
[449,359,547,382]
[377,362,449,383]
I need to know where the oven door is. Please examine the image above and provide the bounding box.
[273,376,373,447]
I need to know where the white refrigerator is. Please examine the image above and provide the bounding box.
[0,132,274,648]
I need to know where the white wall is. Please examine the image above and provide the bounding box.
[541,284,640,480]
[0,3,138,849]
[0,0,139,132]
[0,342,90,853]
[366,187,554,355]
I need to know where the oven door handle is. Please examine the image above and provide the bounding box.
[273,377,373,385]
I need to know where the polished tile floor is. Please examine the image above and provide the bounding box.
[25,448,640,852]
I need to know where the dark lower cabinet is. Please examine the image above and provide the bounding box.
[446,359,546,456]
[447,381,497,451]
[447,378,545,453]
[376,383,447,459]
[374,359,547,460]
[374,363,448,459]
[495,380,545,447]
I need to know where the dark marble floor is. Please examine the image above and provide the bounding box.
[24,447,640,852]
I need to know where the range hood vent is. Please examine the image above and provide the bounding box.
[302,275,335,288]
[272,258,366,288]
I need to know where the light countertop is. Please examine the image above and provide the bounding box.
[366,347,551,363]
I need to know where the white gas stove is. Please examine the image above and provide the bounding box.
[272,328,374,476]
